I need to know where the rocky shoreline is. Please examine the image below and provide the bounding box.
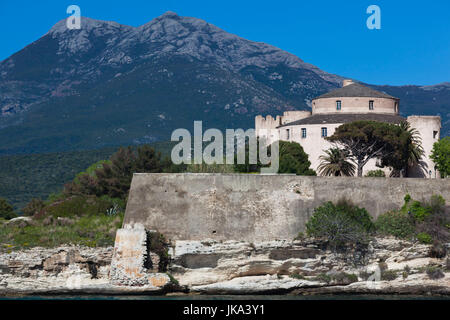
[0,237,449,297]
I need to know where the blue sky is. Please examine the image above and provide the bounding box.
[0,0,448,85]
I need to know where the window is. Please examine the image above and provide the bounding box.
[286,129,290,140]
[321,127,327,137]
[336,100,341,110]
[369,100,374,110]
[433,131,438,139]
[301,128,307,138]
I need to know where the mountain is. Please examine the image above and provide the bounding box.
[0,12,448,154]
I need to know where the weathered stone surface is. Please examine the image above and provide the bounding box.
[0,245,170,295]
[5,216,33,227]
[0,237,448,296]
[109,224,172,289]
[170,237,449,295]
[191,275,322,294]
[110,224,148,286]
[123,173,450,242]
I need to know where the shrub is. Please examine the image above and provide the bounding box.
[290,273,305,280]
[365,170,386,177]
[415,197,449,245]
[417,232,433,244]
[403,195,444,222]
[314,273,332,284]
[381,270,398,281]
[306,200,374,249]
[375,210,415,239]
[166,273,180,286]
[22,198,45,217]
[145,231,170,272]
[403,265,411,274]
[0,198,17,220]
[379,194,449,244]
[333,272,358,284]
[426,265,445,280]
[429,241,447,258]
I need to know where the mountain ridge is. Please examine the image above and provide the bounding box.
[0,12,448,154]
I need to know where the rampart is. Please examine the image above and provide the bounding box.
[123,173,450,242]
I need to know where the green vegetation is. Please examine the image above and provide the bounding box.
[365,170,386,177]
[234,140,316,175]
[318,147,355,176]
[22,198,45,217]
[417,232,433,244]
[304,193,448,254]
[375,194,449,246]
[0,198,17,220]
[289,273,305,280]
[430,137,450,178]
[425,265,445,280]
[312,272,358,284]
[305,199,374,249]
[327,120,424,177]
[43,195,125,218]
[0,143,175,249]
[381,121,424,177]
[64,144,183,200]
[146,231,170,272]
[277,141,316,175]
[381,270,399,281]
[186,162,235,173]
[0,141,175,210]
[0,147,117,210]
[375,210,416,239]
[0,212,123,251]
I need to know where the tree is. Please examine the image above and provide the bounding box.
[430,137,450,178]
[65,145,178,200]
[0,198,17,220]
[318,147,355,176]
[327,121,404,177]
[277,141,316,175]
[380,121,424,177]
[22,198,45,217]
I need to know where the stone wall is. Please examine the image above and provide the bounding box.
[311,96,398,114]
[123,173,450,242]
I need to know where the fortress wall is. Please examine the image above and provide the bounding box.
[312,97,398,114]
[407,116,441,178]
[123,173,450,242]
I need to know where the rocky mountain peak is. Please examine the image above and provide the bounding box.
[158,11,180,19]
[47,17,130,36]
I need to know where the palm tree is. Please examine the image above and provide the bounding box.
[391,121,424,177]
[318,147,356,176]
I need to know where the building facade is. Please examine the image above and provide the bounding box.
[255,80,441,177]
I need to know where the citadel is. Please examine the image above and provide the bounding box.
[255,80,442,178]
